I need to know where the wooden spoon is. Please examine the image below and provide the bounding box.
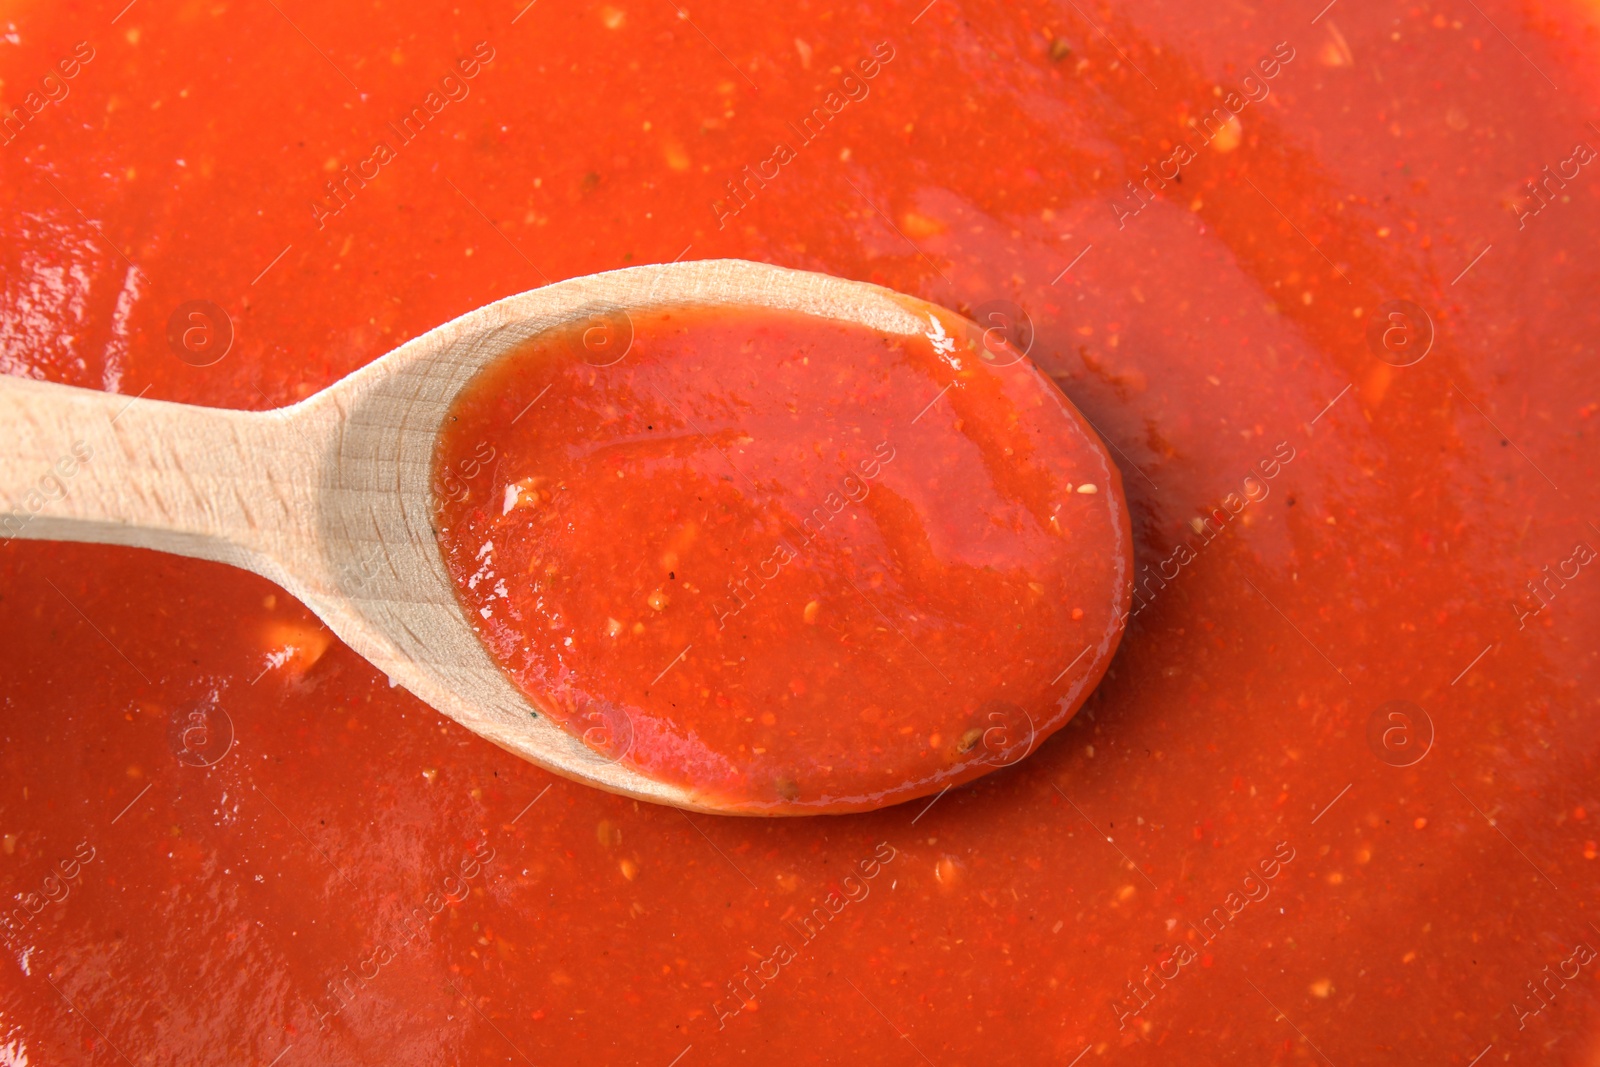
[3,259,1070,814]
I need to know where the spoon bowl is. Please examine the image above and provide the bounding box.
[0,260,1128,814]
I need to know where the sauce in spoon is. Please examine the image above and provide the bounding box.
[433,303,1132,813]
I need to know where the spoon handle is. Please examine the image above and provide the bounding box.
[0,375,307,575]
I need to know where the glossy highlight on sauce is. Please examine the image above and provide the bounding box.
[432,305,1131,812]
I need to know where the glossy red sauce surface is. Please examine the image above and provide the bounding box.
[432,305,1130,812]
[3,0,1600,1064]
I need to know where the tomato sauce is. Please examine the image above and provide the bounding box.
[3,0,1600,1064]
[431,305,1130,812]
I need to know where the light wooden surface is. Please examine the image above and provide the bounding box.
[0,260,935,813]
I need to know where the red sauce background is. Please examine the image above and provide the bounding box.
[2,0,1599,1063]
[431,306,1130,812]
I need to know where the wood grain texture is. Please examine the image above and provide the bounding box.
[0,260,940,812]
